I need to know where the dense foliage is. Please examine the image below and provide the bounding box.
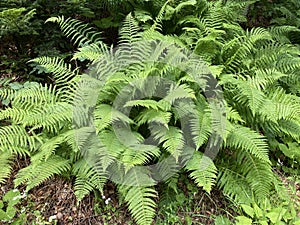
[0,0,119,79]
[1,0,300,224]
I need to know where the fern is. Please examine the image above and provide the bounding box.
[30,130,75,163]
[217,167,252,204]
[0,152,13,184]
[73,42,108,62]
[185,151,217,193]
[152,126,185,161]
[236,150,273,202]
[225,124,270,162]
[0,125,38,156]
[93,104,133,132]
[2,1,300,223]
[14,155,71,190]
[46,16,102,47]
[136,108,172,127]
[29,56,77,86]
[118,168,157,225]
[173,0,298,208]
[72,159,107,201]
[122,186,157,225]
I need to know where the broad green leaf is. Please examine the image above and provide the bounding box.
[241,204,254,218]
[235,216,252,225]
[266,207,287,223]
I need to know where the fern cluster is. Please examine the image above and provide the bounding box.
[1,1,300,224]
[246,0,300,43]
[170,0,300,204]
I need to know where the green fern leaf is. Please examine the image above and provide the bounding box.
[136,108,172,127]
[225,124,270,162]
[93,104,133,133]
[152,126,185,161]
[30,56,77,86]
[14,155,71,190]
[73,159,107,201]
[185,151,217,193]
[73,41,108,62]
[0,152,13,184]
[118,168,157,225]
[217,167,252,205]
[46,16,102,46]
[236,150,273,203]
[0,125,37,155]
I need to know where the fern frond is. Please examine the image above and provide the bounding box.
[222,76,266,115]
[0,125,38,155]
[276,54,300,74]
[224,28,272,73]
[236,149,273,203]
[121,144,161,169]
[164,83,196,105]
[0,87,16,102]
[30,130,75,163]
[24,102,72,133]
[73,159,107,201]
[225,124,269,162]
[73,41,108,62]
[93,104,133,133]
[116,13,154,67]
[191,107,212,149]
[11,83,59,110]
[0,107,29,123]
[276,142,300,163]
[268,26,300,43]
[226,106,245,124]
[152,126,185,160]
[277,119,300,141]
[217,167,252,205]
[0,152,13,184]
[46,16,102,46]
[14,155,71,190]
[136,108,172,127]
[119,13,142,44]
[94,130,128,169]
[268,88,300,120]
[30,56,77,86]
[123,185,157,225]
[118,168,157,225]
[249,69,287,90]
[152,154,182,182]
[185,151,217,193]
[124,99,161,110]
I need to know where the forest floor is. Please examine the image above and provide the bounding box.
[1,158,299,224]
[1,158,240,225]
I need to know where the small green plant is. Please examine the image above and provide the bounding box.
[0,188,56,224]
[156,190,187,224]
[156,176,213,225]
[214,215,232,225]
[236,200,300,225]
[94,199,116,222]
[32,210,54,225]
[0,189,26,224]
